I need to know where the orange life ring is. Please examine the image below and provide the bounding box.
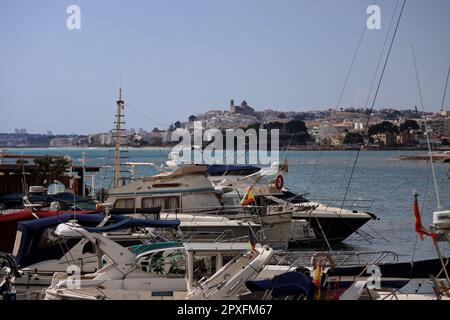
[275,175,284,190]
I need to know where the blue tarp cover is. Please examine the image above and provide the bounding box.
[15,213,112,267]
[0,192,95,203]
[14,213,179,267]
[245,272,312,298]
[83,217,180,233]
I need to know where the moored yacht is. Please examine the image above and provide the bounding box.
[265,190,377,244]
[207,163,376,245]
[105,165,292,249]
[43,221,273,300]
[11,211,179,292]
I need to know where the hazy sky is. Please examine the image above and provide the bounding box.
[1,0,449,134]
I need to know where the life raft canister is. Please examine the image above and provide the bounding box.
[275,175,284,190]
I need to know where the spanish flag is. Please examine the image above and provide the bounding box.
[241,186,255,205]
[312,261,322,300]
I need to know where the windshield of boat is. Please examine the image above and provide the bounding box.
[64,200,97,211]
[136,248,186,277]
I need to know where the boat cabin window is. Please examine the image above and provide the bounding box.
[82,241,95,254]
[136,248,185,277]
[69,200,97,211]
[193,255,216,282]
[114,198,135,209]
[191,255,235,282]
[47,182,66,195]
[38,228,68,248]
[142,196,180,210]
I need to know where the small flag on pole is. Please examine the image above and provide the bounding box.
[241,186,255,205]
[413,192,434,241]
[312,261,322,300]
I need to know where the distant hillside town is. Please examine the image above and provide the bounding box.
[2,100,450,150]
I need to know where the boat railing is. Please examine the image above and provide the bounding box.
[272,250,399,269]
[302,197,375,210]
[214,229,234,242]
[174,229,249,244]
[158,204,275,222]
[278,194,374,214]
[215,233,255,244]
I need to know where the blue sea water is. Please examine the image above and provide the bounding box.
[3,147,449,261]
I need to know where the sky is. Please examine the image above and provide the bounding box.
[0,0,449,134]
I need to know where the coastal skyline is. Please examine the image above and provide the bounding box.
[1,0,450,134]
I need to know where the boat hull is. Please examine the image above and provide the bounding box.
[290,215,373,245]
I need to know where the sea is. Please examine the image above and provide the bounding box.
[3,147,450,262]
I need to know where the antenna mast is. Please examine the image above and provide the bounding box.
[112,88,127,188]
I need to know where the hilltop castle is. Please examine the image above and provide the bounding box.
[229,99,256,115]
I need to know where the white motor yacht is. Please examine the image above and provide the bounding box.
[105,165,291,249]
[43,222,273,300]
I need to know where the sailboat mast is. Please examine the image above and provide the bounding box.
[114,88,124,188]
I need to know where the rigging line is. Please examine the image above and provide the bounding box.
[434,241,450,285]
[340,0,407,211]
[434,258,449,280]
[315,2,378,199]
[281,130,296,161]
[409,234,419,273]
[334,3,370,110]
[422,162,433,214]
[307,4,380,198]
[364,222,389,242]
[333,0,385,202]
[343,0,400,210]
[440,66,450,111]
[126,104,171,127]
[363,0,401,111]
[314,216,333,254]
[412,45,442,209]
[306,151,323,194]
[337,0,399,208]
[337,151,359,203]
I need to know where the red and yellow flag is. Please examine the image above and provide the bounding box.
[312,261,322,300]
[241,186,255,205]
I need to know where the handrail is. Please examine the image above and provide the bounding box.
[271,250,399,269]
